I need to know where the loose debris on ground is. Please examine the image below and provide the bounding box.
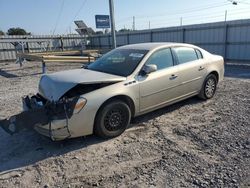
[0,61,249,187]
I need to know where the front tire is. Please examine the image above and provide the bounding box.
[198,74,217,99]
[94,100,131,138]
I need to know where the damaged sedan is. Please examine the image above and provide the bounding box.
[0,43,224,140]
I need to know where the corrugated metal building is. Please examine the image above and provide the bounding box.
[89,19,250,61]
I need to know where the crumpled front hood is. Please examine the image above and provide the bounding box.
[39,68,126,101]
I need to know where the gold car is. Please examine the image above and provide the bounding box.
[0,43,224,140]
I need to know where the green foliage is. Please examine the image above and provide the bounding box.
[118,28,131,33]
[7,27,30,35]
[0,30,4,35]
[95,31,103,35]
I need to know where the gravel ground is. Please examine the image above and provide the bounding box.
[0,61,249,188]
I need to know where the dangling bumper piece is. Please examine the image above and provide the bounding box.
[0,95,79,136]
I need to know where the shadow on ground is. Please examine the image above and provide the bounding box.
[0,69,19,78]
[0,69,42,78]
[0,96,202,173]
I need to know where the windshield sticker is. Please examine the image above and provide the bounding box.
[129,53,144,58]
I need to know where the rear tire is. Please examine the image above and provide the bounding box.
[198,74,217,100]
[94,100,131,139]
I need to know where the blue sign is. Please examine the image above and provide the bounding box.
[95,15,110,29]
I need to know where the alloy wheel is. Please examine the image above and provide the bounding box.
[205,78,216,98]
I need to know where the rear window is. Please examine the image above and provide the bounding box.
[195,49,203,59]
[173,47,198,64]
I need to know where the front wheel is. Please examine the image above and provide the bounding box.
[198,74,217,99]
[94,100,131,138]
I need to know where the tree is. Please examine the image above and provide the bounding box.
[118,28,131,33]
[104,29,110,34]
[0,30,4,35]
[95,31,103,35]
[7,27,30,35]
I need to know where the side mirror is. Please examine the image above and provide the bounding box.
[141,64,157,75]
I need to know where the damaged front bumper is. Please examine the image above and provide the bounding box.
[0,94,84,140]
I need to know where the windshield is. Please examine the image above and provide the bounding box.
[86,49,148,76]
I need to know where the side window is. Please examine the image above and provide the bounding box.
[195,49,203,59]
[145,48,173,70]
[173,47,198,64]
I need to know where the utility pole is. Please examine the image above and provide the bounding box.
[180,17,183,26]
[149,21,151,29]
[133,16,135,30]
[109,0,116,48]
[224,10,228,22]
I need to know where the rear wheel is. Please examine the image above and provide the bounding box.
[94,100,131,138]
[198,74,217,99]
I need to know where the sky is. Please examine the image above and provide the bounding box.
[0,0,250,35]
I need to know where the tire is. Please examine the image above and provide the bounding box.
[198,74,217,100]
[94,100,131,138]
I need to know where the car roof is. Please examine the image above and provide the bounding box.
[117,42,197,51]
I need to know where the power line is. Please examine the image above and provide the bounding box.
[71,0,88,21]
[52,0,65,35]
[239,1,250,4]
[123,9,250,30]
[117,3,250,29]
[117,2,231,23]
[230,0,250,5]
[117,3,232,27]
[64,0,88,34]
[142,2,230,16]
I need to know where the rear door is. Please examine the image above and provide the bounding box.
[171,47,207,96]
[138,48,181,112]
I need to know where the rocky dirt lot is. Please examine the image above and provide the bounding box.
[0,61,249,188]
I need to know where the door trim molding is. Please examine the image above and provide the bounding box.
[141,76,202,98]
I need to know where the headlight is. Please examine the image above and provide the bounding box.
[74,97,87,114]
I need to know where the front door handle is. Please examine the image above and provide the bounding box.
[169,74,178,80]
[198,66,205,71]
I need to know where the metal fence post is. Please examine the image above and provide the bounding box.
[60,36,64,51]
[25,37,30,53]
[223,24,228,61]
[182,28,186,43]
[150,31,153,42]
[98,36,101,49]
[42,61,46,74]
[127,33,130,44]
[108,35,111,49]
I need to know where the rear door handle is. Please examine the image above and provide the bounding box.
[198,66,205,71]
[169,74,178,80]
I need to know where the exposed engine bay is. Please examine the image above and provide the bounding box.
[62,83,115,98]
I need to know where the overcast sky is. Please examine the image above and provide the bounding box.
[0,0,250,35]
